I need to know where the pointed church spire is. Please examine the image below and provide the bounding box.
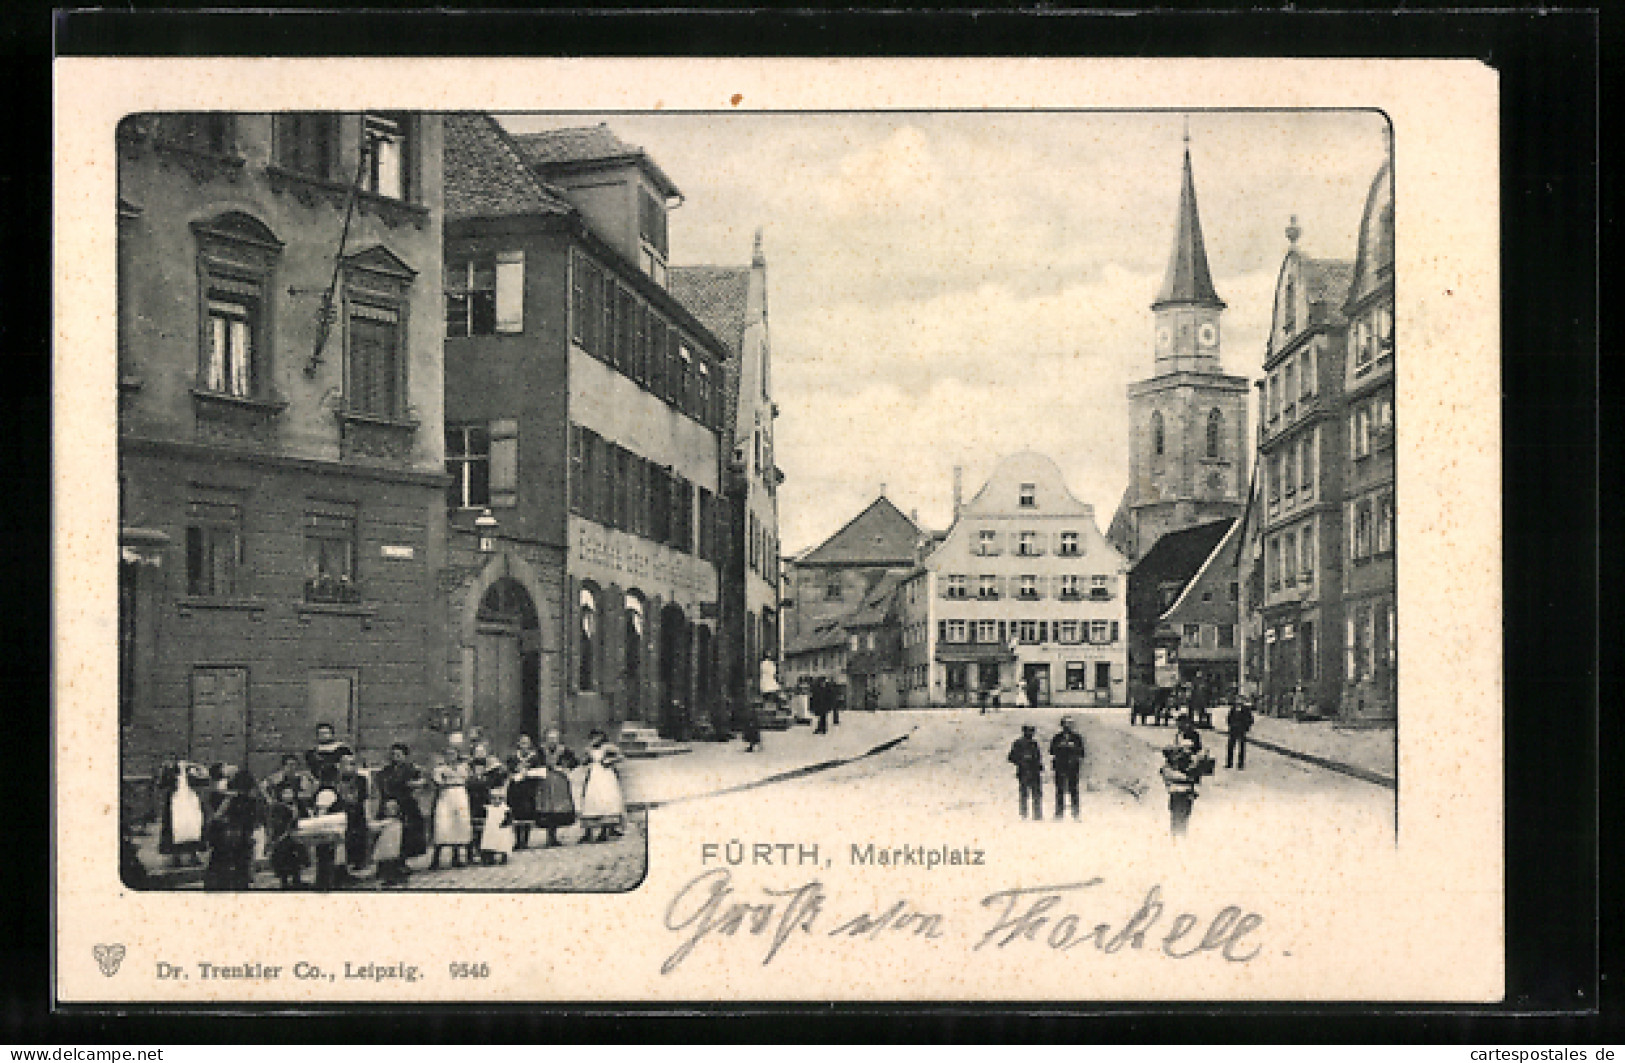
[1152,135,1226,311]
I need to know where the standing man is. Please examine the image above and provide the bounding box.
[1225,698,1254,770]
[812,679,830,735]
[1049,716,1086,821]
[1007,724,1044,820]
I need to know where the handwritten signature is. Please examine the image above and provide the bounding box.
[661,868,1263,974]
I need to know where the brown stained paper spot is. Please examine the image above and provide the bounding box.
[730,93,743,106]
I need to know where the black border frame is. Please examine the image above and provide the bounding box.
[13,5,1605,1042]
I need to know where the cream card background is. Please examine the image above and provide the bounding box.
[54,58,1501,1003]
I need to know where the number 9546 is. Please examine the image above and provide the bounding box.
[449,962,490,979]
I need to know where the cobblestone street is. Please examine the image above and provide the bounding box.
[379,812,647,892]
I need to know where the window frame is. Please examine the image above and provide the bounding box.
[191,213,283,406]
[185,498,244,599]
[303,506,360,604]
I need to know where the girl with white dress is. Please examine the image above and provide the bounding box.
[429,747,474,869]
[577,730,626,844]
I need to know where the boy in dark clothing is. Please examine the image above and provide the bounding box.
[1049,716,1086,820]
[1007,725,1044,819]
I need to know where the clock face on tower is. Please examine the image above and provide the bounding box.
[1156,326,1172,352]
[1198,322,1218,348]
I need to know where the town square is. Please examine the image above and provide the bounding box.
[114,108,1395,891]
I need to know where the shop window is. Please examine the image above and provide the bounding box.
[1066,663,1088,691]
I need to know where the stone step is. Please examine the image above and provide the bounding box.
[618,724,692,759]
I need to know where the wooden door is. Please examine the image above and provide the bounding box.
[307,668,358,747]
[191,666,248,766]
[475,624,522,752]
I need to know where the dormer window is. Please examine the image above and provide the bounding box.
[1283,276,1297,334]
[1019,483,1036,508]
[638,187,669,287]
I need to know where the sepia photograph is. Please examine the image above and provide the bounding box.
[58,57,1500,1002]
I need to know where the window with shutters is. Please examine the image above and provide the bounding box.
[946,620,967,644]
[1018,531,1040,556]
[346,304,402,419]
[186,499,243,598]
[977,620,999,644]
[978,529,999,556]
[1060,574,1082,600]
[978,575,999,601]
[446,252,524,337]
[1057,620,1081,645]
[445,424,490,509]
[1018,620,1039,644]
[946,574,968,600]
[1090,574,1111,601]
[304,508,358,603]
[1019,575,1039,601]
[1090,620,1111,645]
[1059,531,1080,556]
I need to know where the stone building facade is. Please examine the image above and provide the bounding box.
[901,453,1128,708]
[440,115,728,745]
[117,112,450,789]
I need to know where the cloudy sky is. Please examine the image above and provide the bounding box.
[503,110,1390,555]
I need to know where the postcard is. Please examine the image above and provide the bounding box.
[54,57,1501,1003]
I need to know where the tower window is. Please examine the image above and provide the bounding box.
[1151,411,1165,458]
[1206,408,1223,459]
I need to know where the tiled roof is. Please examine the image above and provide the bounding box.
[669,266,750,438]
[1300,257,1355,308]
[845,571,907,628]
[1128,519,1236,621]
[513,124,643,166]
[512,124,681,198]
[784,621,849,657]
[1347,159,1394,308]
[799,496,923,567]
[444,113,574,223]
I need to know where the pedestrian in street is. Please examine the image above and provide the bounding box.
[978,688,990,715]
[1050,716,1086,821]
[578,729,627,844]
[536,728,579,848]
[812,680,830,735]
[1189,675,1210,729]
[304,722,353,780]
[830,685,841,727]
[506,734,543,850]
[741,701,763,753]
[266,782,308,890]
[1159,746,1200,839]
[374,743,428,863]
[990,688,1002,713]
[203,768,262,891]
[1025,674,1042,710]
[1007,724,1044,820]
[372,797,410,886]
[156,754,207,867]
[1175,711,1204,753]
[429,746,473,870]
[1225,699,1254,770]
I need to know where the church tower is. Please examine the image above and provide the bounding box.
[1108,131,1251,561]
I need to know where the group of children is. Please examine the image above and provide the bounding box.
[153,723,630,890]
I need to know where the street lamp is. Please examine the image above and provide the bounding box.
[475,508,499,554]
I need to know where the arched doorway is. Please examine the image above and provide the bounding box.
[658,603,689,739]
[474,577,540,752]
[624,593,645,721]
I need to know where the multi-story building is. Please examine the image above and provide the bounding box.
[842,572,907,710]
[900,453,1128,708]
[1127,518,1239,700]
[1108,137,1250,563]
[439,115,729,746]
[670,231,783,730]
[117,112,449,792]
[1337,159,1397,724]
[780,494,923,645]
[1240,156,1394,726]
[1249,219,1354,717]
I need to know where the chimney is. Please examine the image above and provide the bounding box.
[952,465,964,520]
[879,482,888,498]
[910,508,920,525]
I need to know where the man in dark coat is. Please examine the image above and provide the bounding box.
[1049,716,1086,820]
[1007,725,1044,820]
[1225,700,1254,770]
[812,680,830,735]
